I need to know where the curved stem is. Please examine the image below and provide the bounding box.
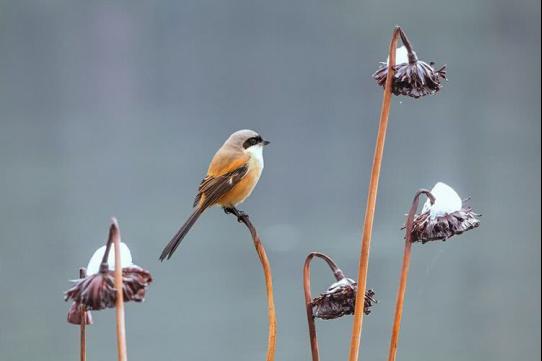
[111,218,128,361]
[387,190,434,361]
[228,209,276,361]
[303,252,346,361]
[398,28,418,64]
[348,26,402,361]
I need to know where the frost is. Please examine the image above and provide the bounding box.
[86,242,133,275]
[422,182,462,219]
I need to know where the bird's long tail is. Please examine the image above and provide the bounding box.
[160,207,204,261]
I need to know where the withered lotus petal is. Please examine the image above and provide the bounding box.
[65,266,153,310]
[312,282,377,320]
[410,207,480,243]
[67,302,93,325]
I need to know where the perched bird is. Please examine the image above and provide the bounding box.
[160,129,270,261]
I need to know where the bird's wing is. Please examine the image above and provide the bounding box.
[193,164,249,208]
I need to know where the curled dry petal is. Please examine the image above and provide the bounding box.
[67,302,93,325]
[312,279,377,320]
[410,207,480,243]
[373,60,447,98]
[65,266,153,310]
[121,267,153,303]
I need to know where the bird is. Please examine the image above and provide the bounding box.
[159,129,270,261]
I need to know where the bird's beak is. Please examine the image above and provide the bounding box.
[263,140,270,146]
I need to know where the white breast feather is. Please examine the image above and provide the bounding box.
[246,144,264,169]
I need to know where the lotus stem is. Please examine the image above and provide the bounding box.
[79,268,87,361]
[348,25,402,361]
[111,218,127,361]
[303,252,345,361]
[227,208,276,361]
[387,190,434,361]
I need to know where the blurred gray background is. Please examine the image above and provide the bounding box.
[0,1,540,360]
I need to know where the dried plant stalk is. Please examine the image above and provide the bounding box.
[387,190,434,361]
[348,26,402,361]
[227,208,276,361]
[111,218,128,361]
[303,252,345,361]
[79,268,87,361]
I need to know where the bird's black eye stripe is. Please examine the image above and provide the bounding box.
[243,136,262,149]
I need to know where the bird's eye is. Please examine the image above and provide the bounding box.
[243,136,262,149]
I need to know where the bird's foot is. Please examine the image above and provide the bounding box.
[236,210,249,223]
[223,206,249,223]
[223,207,235,215]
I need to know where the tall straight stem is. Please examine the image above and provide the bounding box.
[111,218,128,361]
[348,26,401,361]
[387,190,433,361]
[79,268,87,361]
[80,305,87,361]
